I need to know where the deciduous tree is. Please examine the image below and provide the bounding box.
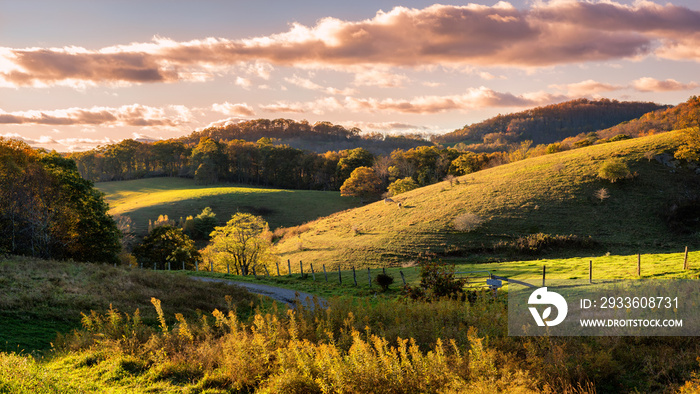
[134,225,200,270]
[340,166,382,203]
[208,213,274,275]
[387,177,419,196]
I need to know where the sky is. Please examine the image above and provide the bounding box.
[1,0,700,152]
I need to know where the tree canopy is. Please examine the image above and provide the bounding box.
[388,177,419,196]
[208,213,274,275]
[133,225,200,270]
[0,138,120,263]
[340,166,382,203]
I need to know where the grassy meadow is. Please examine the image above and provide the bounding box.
[1,255,699,393]
[275,131,699,268]
[0,256,261,354]
[184,249,700,300]
[96,177,358,234]
[3,131,700,393]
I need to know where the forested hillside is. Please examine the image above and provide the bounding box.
[186,118,431,154]
[597,95,700,139]
[434,98,666,148]
[66,98,692,194]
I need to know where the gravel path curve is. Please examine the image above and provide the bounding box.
[191,276,326,309]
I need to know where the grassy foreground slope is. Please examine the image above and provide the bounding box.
[276,131,696,268]
[97,177,357,234]
[0,256,259,353]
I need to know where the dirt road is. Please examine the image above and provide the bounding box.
[191,276,326,309]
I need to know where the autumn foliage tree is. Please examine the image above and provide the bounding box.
[387,177,419,196]
[0,138,120,263]
[340,166,382,203]
[208,213,274,275]
[674,96,700,162]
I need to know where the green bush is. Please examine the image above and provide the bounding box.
[374,272,394,291]
[598,159,632,183]
[402,261,466,301]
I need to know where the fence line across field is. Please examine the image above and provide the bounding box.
[137,247,695,290]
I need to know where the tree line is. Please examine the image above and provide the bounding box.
[68,136,511,193]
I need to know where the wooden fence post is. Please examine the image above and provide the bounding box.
[300,261,304,277]
[310,263,316,281]
[400,270,406,285]
[140,262,143,269]
[323,264,328,282]
[288,259,292,276]
[226,263,230,275]
[589,260,592,284]
[338,265,342,284]
[276,261,280,276]
[154,262,157,271]
[382,267,386,275]
[637,253,641,277]
[352,266,357,286]
[368,268,372,287]
[168,261,171,271]
[182,261,185,271]
[195,260,198,272]
[542,265,546,287]
[684,246,689,270]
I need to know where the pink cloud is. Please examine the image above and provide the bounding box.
[345,87,567,114]
[632,77,699,92]
[0,104,189,127]
[1,2,699,87]
[550,79,624,96]
[284,75,356,95]
[260,87,567,115]
[260,97,343,115]
[211,102,256,117]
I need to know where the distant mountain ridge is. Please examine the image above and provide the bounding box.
[180,118,431,154]
[434,98,667,147]
[596,96,700,139]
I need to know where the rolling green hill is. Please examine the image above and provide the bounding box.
[275,130,698,268]
[96,177,358,235]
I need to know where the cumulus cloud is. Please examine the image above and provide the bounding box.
[352,68,410,88]
[344,87,567,114]
[550,77,699,96]
[201,117,248,129]
[260,97,343,115]
[211,102,256,117]
[632,77,699,92]
[341,121,430,132]
[0,104,190,127]
[2,1,699,87]
[1,132,115,151]
[235,77,252,89]
[259,87,566,116]
[550,79,624,96]
[284,75,356,95]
